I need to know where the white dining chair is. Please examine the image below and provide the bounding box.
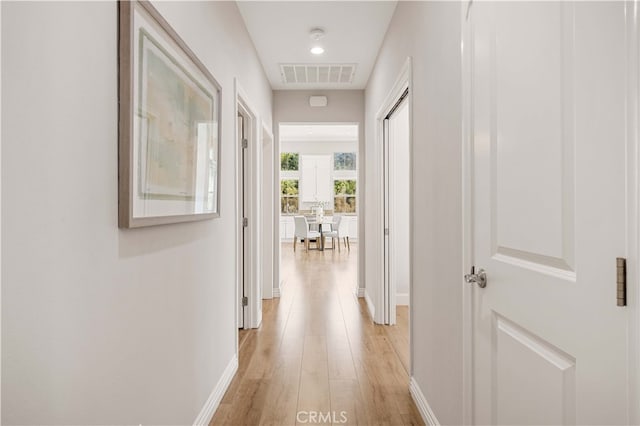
[293,216,321,251]
[322,215,350,251]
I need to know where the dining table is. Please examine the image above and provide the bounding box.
[306,217,334,251]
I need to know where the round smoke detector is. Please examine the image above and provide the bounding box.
[309,28,325,41]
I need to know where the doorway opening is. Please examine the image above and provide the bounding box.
[237,109,250,330]
[235,82,262,339]
[381,88,411,373]
[261,123,275,302]
[371,58,412,375]
[383,88,410,326]
[235,84,275,363]
[276,123,360,296]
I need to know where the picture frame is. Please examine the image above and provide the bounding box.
[118,1,221,228]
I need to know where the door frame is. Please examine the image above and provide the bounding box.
[626,2,640,423]
[274,121,361,300]
[262,122,275,300]
[235,79,262,331]
[372,57,412,328]
[461,3,474,424]
[461,3,640,424]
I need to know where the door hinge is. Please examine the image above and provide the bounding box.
[242,138,248,149]
[243,217,248,227]
[617,257,627,307]
[242,296,248,306]
[384,228,389,236]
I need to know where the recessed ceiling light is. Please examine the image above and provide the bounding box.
[310,46,325,55]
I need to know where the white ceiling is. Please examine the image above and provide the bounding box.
[280,124,358,141]
[237,1,397,90]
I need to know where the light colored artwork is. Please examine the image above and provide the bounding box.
[118,1,221,228]
[139,31,214,201]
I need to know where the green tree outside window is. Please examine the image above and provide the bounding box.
[280,153,299,171]
[281,179,299,213]
[334,179,356,213]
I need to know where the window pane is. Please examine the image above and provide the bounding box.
[281,197,299,214]
[280,152,299,171]
[334,152,356,170]
[334,179,356,195]
[346,196,356,213]
[281,179,299,195]
[334,196,356,213]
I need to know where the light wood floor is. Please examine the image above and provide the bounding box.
[385,306,410,374]
[211,242,421,426]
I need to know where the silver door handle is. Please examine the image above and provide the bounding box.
[465,266,487,288]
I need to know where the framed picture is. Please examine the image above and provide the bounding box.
[118,1,221,228]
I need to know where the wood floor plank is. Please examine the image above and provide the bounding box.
[297,335,330,425]
[329,379,367,426]
[355,377,407,426]
[327,331,357,380]
[258,358,301,426]
[223,378,270,426]
[385,306,410,374]
[243,336,277,380]
[219,331,258,404]
[209,402,232,425]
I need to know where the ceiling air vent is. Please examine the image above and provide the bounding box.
[280,64,357,85]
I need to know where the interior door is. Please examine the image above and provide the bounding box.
[239,112,247,329]
[389,99,411,322]
[383,117,391,324]
[469,2,629,424]
[384,95,410,325]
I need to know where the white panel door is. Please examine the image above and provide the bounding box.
[469,2,629,425]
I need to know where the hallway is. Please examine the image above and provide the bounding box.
[3,1,640,424]
[212,244,421,425]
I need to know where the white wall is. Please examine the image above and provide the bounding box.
[0,2,3,420]
[365,2,463,425]
[281,140,358,156]
[273,90,365,294]
[274,90,365,126]
[1,1,271,424]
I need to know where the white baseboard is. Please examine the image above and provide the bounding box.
[409,377,440,426]
[273,284,281,298]
[193,355,238,425]
[354,286,365,298]
[396,293,410,306]
[364,290,375,320]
